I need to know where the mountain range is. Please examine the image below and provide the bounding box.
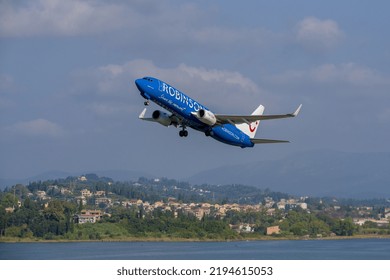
[1,150,389,199]
[186,150,390,198]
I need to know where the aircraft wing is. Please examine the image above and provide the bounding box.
[215,104,302,125]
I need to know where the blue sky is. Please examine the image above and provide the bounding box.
[1,0,389,179]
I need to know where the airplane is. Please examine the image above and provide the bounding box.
[135,76,302,148]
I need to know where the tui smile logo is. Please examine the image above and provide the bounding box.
[249,121,259,132]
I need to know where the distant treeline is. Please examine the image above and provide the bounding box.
[4,174,389,206]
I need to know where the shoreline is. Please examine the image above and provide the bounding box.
[2,234,390,243]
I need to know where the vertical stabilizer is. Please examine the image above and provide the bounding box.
[235,104,264,138]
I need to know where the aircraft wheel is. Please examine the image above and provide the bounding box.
[179,130,188,137]
[144,100,150,106]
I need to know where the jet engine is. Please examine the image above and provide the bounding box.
[193,109,217,126]
[152,110,172,126]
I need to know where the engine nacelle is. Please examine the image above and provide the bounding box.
[194,109,217,126]
[152,110,172,126]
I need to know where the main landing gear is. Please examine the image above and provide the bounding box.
[179,129,188,137]
[205,130,213,137]
[179,125,188,137]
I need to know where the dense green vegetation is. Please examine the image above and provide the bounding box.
[0,199,236,240]
[1,175,390,241]
[2,197,389,241]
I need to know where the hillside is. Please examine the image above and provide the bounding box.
[0,169,153,190]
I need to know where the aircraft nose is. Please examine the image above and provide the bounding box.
[135,79,144,92]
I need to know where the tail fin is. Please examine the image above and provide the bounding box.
[235,104,264,138]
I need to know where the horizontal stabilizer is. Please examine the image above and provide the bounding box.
[139,108,180,127]
[251,138,290,144]
[139,108,154,121]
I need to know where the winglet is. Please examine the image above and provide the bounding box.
[292,104,302,117]
[139,108,147,119]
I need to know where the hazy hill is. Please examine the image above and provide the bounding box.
[89,169,153,182]
[0,170,73,188]
[186,150,390,198]
[2,150,389,199]
[0,169,153,190]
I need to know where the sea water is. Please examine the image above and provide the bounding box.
[1,239,390,260]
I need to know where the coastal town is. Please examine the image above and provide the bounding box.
[1,174,390,240]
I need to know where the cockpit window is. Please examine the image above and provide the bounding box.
[143,77,153,82]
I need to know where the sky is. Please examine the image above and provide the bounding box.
[1,0,389,180]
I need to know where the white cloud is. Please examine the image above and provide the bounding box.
[0,0,279,58]
[192,26,273,47]
[312,63,388,85]
[267,63,389,88]
[177,64,259,93]
[78,59,261,94]
[72,59,264,113]
[0,0,130,37]
[0,1,209,38]
[296,17,343,51]
[118,60,261,108]
[6,119,65,138]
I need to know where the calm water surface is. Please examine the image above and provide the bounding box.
[1,239,390,260]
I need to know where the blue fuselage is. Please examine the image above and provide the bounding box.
[135,77,254,148]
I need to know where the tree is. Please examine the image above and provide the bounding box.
[332,218,356,236]
[0,207,7,236]
[0,193,18,208]
[280,210,331,237]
